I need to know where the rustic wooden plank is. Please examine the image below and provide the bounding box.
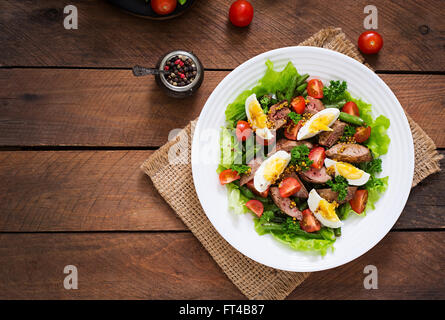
[0,150,443,232]
[0,69,224,147]
[0,0,443,71]
[0,232,442,299]
[1,70,444,147]
[0,151,186,231]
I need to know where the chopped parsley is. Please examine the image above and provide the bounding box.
[322,80,348,105]
[230,164,251,174]
[326,175,349,201]
[259,95,277,114]
[290,145,313,171]
[288,112,302,124]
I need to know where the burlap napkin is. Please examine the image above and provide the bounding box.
[141,27,442,300]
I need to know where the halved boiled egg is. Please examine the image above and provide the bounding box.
[324,158,370,186]
[308,189,343,228]
[254,150,291,192]
[245,93,274,140]
[297,108,340,140]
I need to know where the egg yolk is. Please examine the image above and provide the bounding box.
[248,100,267,129]
[317,199,339,222]
[309,114,335,133]
[263,158,287,182]
[336,162,363,179]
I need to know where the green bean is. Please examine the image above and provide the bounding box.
[239,185,255,199]
[334,227,342,237]
[298,201,308,211]
[339,112,365,126]
[296,83,308,94]
[324,99,347,109]
[296,74,309,87]
[302,89,307,97]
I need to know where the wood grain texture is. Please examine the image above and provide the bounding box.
[0,150,443,232]
[0,0,443,71]
[0,70,444,147]
[0,151,185,231]
[0,232,443,299]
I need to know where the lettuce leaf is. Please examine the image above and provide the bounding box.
[366,115,391,158]
[219,126,242,170]
[226,183,250,215]
[272,232,335,256]
[225,60,299,125]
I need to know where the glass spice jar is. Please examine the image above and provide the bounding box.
[155,50,204,98]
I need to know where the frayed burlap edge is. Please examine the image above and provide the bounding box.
[141,27,441,300]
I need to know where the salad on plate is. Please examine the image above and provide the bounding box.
[217,60,390,255]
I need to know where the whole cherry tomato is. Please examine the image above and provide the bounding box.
[229,0,254,27]
[358,31,383,54]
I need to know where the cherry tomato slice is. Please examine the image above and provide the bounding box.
[354,126,372,143]
[229,0,254,27]
[291,96,306,114]
[246,179,269,198]
[278,177,302,198]
[300,209,321,233]
[358,31,383,55]
[235,120,252,141]
[245,199,264,217]
[151,0,177,15]
[219,169,240,185]
[349,189,368,214]
[342,101,360,117]
[308,146,326,170]
[284,121,302,141]
[307,79,324,99]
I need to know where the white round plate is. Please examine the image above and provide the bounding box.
[191,47,414,272]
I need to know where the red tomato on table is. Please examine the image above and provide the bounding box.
[358,31,383,54]
[229,0,254,27]
[151,0,177,15]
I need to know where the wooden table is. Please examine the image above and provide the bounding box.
[0,0,444,299]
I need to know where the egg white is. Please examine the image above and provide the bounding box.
[297,108,340,140]
[324,158,370,186]
[254,151,291,192]
[308,189,343,228]
[245,94,274,140]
